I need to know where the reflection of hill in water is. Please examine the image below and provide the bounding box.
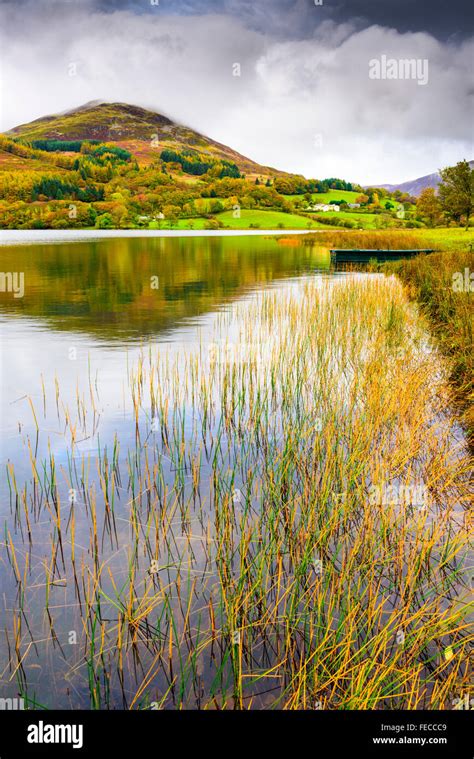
[0,237,329,342]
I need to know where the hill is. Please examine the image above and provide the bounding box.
[0,101,368,230]
[6,101,288,179]
[10,102,474,231]
[375,161,474,197]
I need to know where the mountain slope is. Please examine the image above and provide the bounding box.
[6,101,288,177]
[376,161,474,197]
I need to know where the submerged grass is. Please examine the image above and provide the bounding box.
[1,273,472,710]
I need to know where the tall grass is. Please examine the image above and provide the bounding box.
[385,251,473,446]
[303,230,424,250]
[2,274,472,710]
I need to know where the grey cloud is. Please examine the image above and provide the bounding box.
[1,0,472,40]
[0,2,472,184]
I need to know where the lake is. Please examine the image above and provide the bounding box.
[0,234,471,710]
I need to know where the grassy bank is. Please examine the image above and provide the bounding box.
[303,228,474,251]
[417,228,474,251]
[384,251,474,445]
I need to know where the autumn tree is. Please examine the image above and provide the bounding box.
[416,188,442,227]
[438,160,474,229]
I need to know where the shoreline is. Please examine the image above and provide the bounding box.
[0,228,318,246]
[383,250,474,449]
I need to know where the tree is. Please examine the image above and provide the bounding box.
[438,160,474,229]
[370,192,380,207]
[416,188,441,227]
[210,200,224,214]
[95,213,114,229]
[163,204,181,227]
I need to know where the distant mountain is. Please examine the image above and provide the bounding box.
[6,101,289,178]
[372,161,474,197]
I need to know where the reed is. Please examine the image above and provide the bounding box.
[2,274,472,710]
[384,250,474,446]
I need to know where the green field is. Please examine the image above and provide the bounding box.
[163,208,379,231]
[152,211,474,239]
[217,209,316,229]
[154,217,208,230]
[416,227,474,250]
[307,210,382,229]
[286,189,361,204]
[160,209,322,230]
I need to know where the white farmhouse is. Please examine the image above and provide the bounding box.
[308,203,340,212]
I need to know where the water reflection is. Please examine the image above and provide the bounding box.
[0,235,330,342]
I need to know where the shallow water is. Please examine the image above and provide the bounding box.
[0,235,470,710]
[0,235,337,707]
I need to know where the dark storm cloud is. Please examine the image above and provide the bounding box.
[2,0,471,40]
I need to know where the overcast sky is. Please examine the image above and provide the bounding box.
[0,0,472,183]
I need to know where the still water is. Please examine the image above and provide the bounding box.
[0,234,338,708]
[0,234,330,438]
[0,234,470,710]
